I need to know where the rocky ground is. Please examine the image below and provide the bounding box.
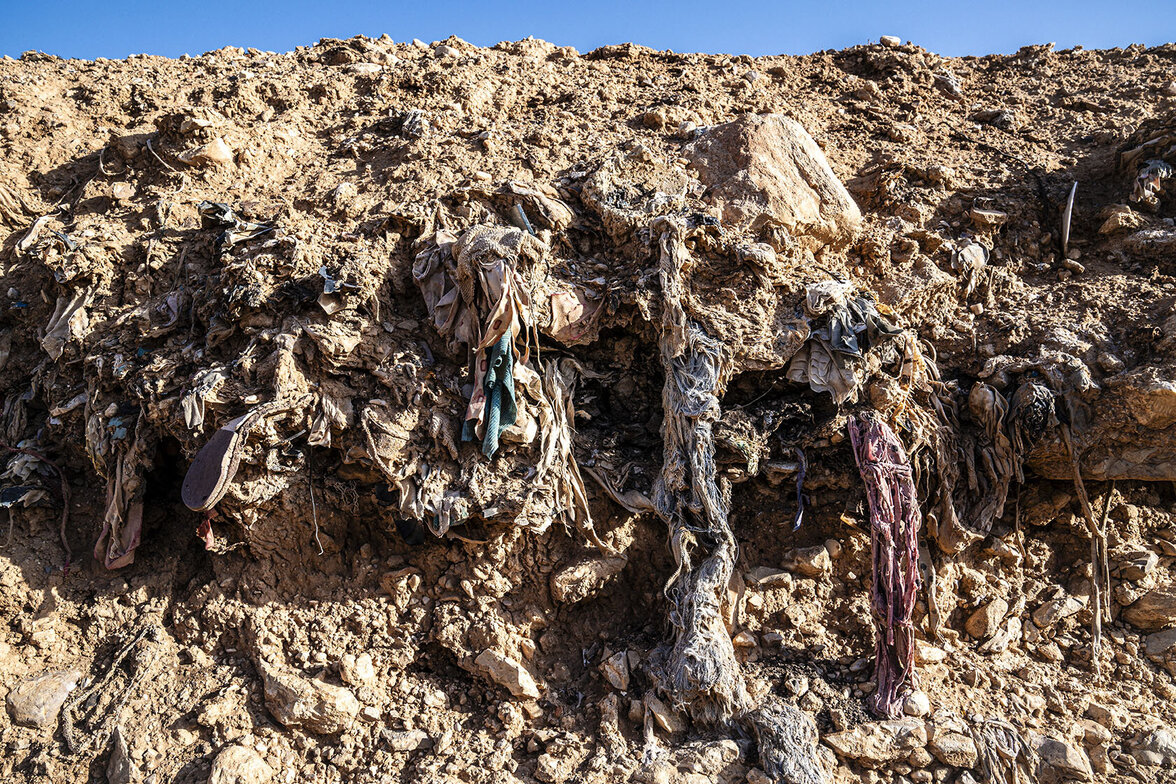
[1,33,1175,784]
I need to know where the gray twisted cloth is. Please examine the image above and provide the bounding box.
[849,413,922,718]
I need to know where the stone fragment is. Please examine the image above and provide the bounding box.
[1118,550,1159,581]
[536,751,577,783]
[1098,205,1146,234]
[208,744,274,784]
[880,35,901,47]
[1031,735,1093,781]
[111,182,136,201]
[927,732,978,768]
[683,113,861,247]
[914,641,947,664]
[1075,719,1111,746]
[784,545,832,578]
[644,693,685,734]
[732,630,757,648]
[1084,700,1127,730]
[1032,595,1085,629]
[549,557,626,604]
[260,662,359,734]
[340,652,375,688]
[600,651,629,691]
[746,567,793,587]
[822,718,928,768]
[382,729,431,751]
[1123,586,1176,630]
[106,726,136,784]
[177,136,234,167]
[965,598,1008,639]
[1132,727,1176,767]
[4,668,81,729]
[970,207,1008,228]
[903,691,931,717]
[1145,628,1176,657]
[475,650,541,699]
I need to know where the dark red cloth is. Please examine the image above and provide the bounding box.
[849,413,922,718]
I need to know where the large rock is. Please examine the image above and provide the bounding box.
[1132,727,1176,768]
[684,114,861,247]
[928,732,978,767]
[260,662,359,734]
[4,668,81,729]
[1123,586,1176,631]
[1144,628,1176,657]
[965,598,1008,640]
[474,650,541,699]
[822,717,927,768]
[208,744,274,784]
[1031,735,1093,782]
[549,557,626,604]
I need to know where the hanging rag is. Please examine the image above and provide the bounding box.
[787,281,903,405]
[463,329,517,457]
[849,413,921,719]
[651,217,828,783]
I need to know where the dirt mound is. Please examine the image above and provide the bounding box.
[1,35,1175,784]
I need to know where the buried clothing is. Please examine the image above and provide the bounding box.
[848,412,922,719]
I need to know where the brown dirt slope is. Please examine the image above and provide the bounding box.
[1,35,1175,784]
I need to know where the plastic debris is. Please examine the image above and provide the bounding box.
[197,201,273,249]
[1131,159,1173,206]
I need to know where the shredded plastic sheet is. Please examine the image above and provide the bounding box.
[93,420,153,570]
[197,201,273,248]
[463,328,517,456]
[848,413,921,719]
[1007,378,1056,482]
[1131,158,1173,205]
[652,218,828,783]
[747,699,828,784]
[529,359,608,549]
[41,287,93,361]
[970,717,1038,784]
[956,383,1014,535]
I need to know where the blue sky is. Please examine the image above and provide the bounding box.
[1,0,1173,60]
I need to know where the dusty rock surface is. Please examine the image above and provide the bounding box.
[0,33,1174,784]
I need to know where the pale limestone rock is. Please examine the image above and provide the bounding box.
[4,669,81,729]
[927,732,978,767]
[965,598,1008,639]
[475,650,541,699]
[178,136,234,167]
[1124,586,1176,631]
[1031,735,1093,781]
[208,745,274,784]
[260,662,359,734]
[683,114,861,248]
[549,556,626,604]
[822,718,928,768]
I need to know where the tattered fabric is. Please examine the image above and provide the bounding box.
[848,413,921,718]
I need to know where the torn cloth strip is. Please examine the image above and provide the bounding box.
[849,413,922,719]
[462,328,517,457]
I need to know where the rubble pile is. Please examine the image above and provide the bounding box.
[1,34,1175,784]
